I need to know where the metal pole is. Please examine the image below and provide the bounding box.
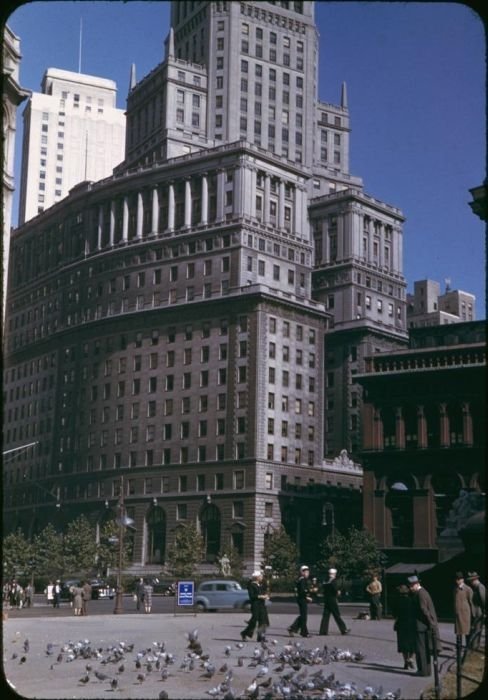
[432,629,440,700]
[113,476,124,614]
[456,633,462,699]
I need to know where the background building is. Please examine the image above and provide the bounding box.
[17,68,126,225]
[407,278,476,329]
[2,24,29,313]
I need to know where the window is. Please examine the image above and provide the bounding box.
[265,472,273,489]
[234,470,244,489]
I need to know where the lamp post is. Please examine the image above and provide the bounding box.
[113,476,125,614]
[322,502,335,541]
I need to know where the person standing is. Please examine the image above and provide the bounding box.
[71,585,84,616]
[392,584,416,670]
[44,581,54,607]
[24,583,34,608]
[467,571,485,650]
[241,571,268,641]
[319,568,350,635]
[143,578,153,613]
[365,573,383,620]
[454,571,474,649]
[135,577,145,611]
[53,580,61,608]
[81,580,92,616]
[407,575,440,677]
[288,565,315,638]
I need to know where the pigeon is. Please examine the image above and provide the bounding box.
[219,662,228,673]
[110,678,118,691]
[160,668,169,681]
[78,674,90,684]
[45,643,55,656]
[94,670,110,682]
[117,663,125,674]
[159,692,169,700]
[224,645,232,657]
[136,672,146,684]
[23,639,30,653]
[202,662,216,678]
[19,656,27,665]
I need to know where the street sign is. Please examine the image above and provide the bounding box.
[177,580,194,607]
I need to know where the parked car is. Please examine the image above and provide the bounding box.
[195,579,250,612]
[60,578,115,601]
[151,579,176,596]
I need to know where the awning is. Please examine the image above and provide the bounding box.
[385,562,436,575]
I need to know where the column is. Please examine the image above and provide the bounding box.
[151,186,159,234]
[263,174,270,224]
[201,174,208,225]
[250,168,257,219]
[417,405,428,448]
[167,182,175,232]
[395,407,405,449]
[216,169,225,222]
[439,403,450,447]
[379,223,385,268]
[109,200,116,246]
[122,196,129,242]
[136,191,143,239]
[462,402,473,446]
[233,166,243,218]
[373,407,384,449]
[302,186,309,241]
[97,205,103,249]
[362,403,376,449]
[184,178,192,228]
[278,179,285,230]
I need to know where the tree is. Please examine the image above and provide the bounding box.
[318,526,387,581]
[3,529,33,580]
[97,520,133,579]
[32,524,64,579]
[261,526,298,582]
[63,515,98,576]
[166,524,204,578]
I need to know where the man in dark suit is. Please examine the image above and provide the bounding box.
[288,565,315,638]
[407,575,440,676]
[319,568,350,635]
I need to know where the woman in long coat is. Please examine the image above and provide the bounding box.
[392,584,416,670]
[71,585,84,616]
[454,572,474,646]
[143,579,153,613]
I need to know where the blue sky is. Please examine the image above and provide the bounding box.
[6,1,486,316]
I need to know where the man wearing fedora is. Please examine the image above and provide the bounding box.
[454,571,474,650]
[319,567,350,636]
[288,564,316,637]
[467,571,485,650]
[407,575,440,676]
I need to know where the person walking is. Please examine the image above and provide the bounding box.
[467,571,485,650]
[407,575,440,677]
[44,581,54,607]
[24,583,34,608]
[71,585,84,616]
[454,571,474,649]
[81,581,92,616]
[365,572,383,620]
[143,578,154,613]
[319,568,350,636]
[392,584,416,670]
[135,577,145,611]
[288,565,315,638]
[241,571,268,641]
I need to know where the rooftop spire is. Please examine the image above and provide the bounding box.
[341,81,348,109]
[164,26,175,60]
[129,63,136,91]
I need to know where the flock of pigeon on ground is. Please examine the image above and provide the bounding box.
[9,629,403,699]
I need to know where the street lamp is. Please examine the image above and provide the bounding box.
[112,475,135,614]
[322,502,335,540]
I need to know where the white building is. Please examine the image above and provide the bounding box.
[407,279,476,328]
[18,68,126,225]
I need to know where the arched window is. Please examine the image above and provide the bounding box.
[146,506,166,564]
[386,476,415,547]
[200,504,221,562]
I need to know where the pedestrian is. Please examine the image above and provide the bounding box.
[407,575,440,677]
[71,585,84,616]
[53,580,61,608]
[319,567,350,636]
[454,571,474,649]
[466,571,485,650]
[81,580,92,616]
[135,577,145,611]
[143,578,153,613]
[44,581,54,606]
[24,583,34,608]
[392,584,416,670]
[241,571,269,641]
[288,565,316,638]
[365,572,383,620]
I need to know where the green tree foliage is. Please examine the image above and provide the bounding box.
[166,524,204,578]
[62,515,98,576]
[32,524,64,578]
[97,520,133,579]
[318,526,387,581]
[261,526,298,581]
[3,529,33,579]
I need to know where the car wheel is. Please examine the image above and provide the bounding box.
[195,602,206,612]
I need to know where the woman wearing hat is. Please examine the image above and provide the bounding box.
[241,570,269,641]
[467,572,485,650]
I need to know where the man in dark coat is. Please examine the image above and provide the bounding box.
[467,571,486,650]
[319,568,350,635]
[288,565,315,638]
[81,581,92,616]
[241,571,268,641]
[407,575,440,677]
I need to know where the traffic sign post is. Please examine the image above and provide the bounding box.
[174,581,196,616]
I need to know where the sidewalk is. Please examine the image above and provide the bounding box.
[3,609,461,699]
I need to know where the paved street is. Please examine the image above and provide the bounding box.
[3,604,460,699]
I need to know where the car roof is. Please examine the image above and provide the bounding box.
[198,579,240,585]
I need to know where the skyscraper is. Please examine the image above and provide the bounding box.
[6,1,415,575]
[18,68,126,224]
